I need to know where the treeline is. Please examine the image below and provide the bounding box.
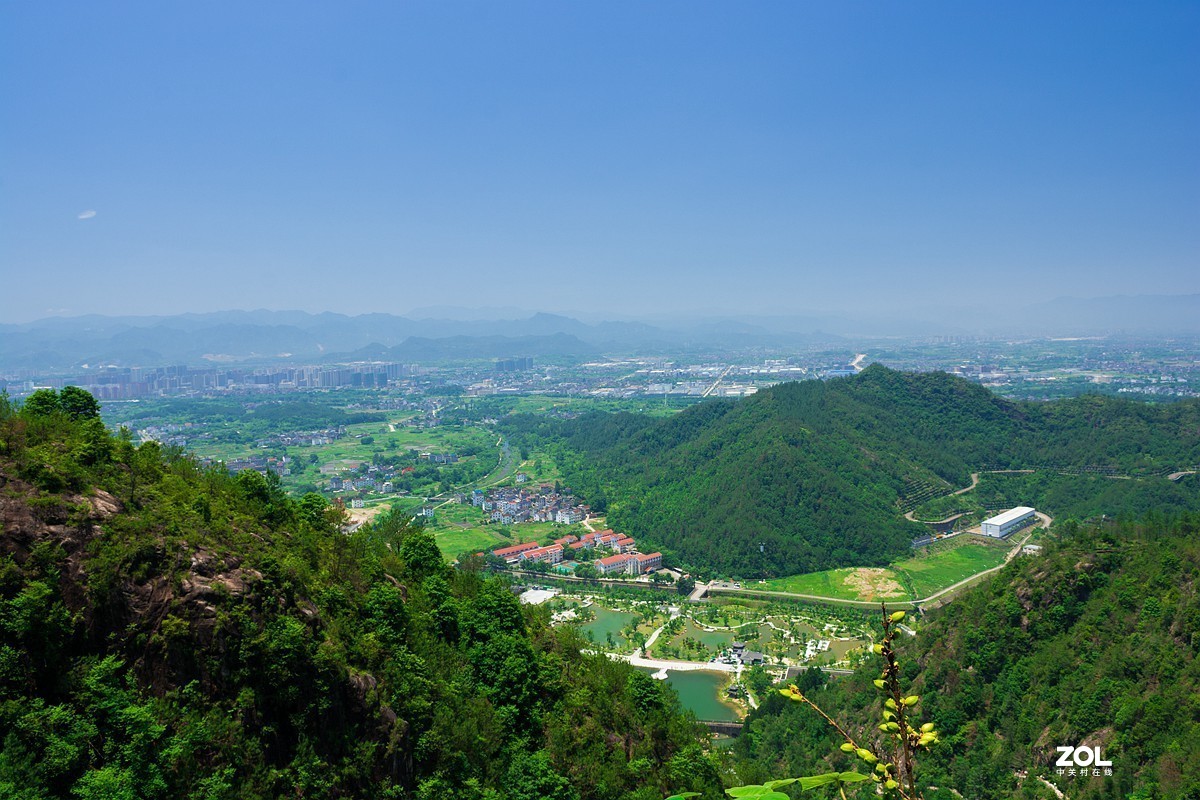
[501,366,1200,577]
[729,512,1200,799]
[0,390,722,799]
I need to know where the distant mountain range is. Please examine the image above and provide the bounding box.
[1,294,1197,370]
[0,309,842,370]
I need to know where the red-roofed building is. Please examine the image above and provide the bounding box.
[520,544,564,565]
[632,552,663,574]
[614,536,635,553]
[492,541,540,563]
[596,553,633,575]
[553,534,579,547]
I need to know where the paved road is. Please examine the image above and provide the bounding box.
[701,365,734,398]
[904,473,979,523]
[699,512,1052,610]
[598,650,740,675]
[426,434,517,510]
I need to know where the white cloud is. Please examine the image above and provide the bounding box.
[77,210,96,220]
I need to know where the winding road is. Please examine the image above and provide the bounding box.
[904,472,979,523]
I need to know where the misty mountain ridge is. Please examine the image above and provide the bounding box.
[2,294,1197,369]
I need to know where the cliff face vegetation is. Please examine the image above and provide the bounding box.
[503,367,1200,576]
[0,391,722,800]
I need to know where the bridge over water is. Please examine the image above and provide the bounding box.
[700,720,744,736]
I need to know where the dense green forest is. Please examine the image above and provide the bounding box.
[729,513,1200,799]
[502,366,1200,576]
[0,390,723,799]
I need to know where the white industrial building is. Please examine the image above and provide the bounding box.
[980,506,1036,538]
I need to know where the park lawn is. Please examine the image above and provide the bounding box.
[892,542,1009,598]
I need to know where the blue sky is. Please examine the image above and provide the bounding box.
[1,2,1197,323]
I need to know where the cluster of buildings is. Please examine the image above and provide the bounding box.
[595,550,663,576]
[495,357,535,372]
[225,454,289,476]
[473,485,589,526]
[10,363,421,400]
[254,426,346,448]
[489,528,663,577]
[717,641,764,667]
[326,462,407,495]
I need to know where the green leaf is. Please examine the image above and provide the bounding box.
[764,779,798,790]
[797,774,842,790]
[726,787,793,799]
[666,795,702,800]
[840,772,871,783]
[726,787,768,798]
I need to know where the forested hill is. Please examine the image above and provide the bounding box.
[731,513,1200,800]
[0,392,722,800]
[502,366,1200,576]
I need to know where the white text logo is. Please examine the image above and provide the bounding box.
[1055,745,1112,768]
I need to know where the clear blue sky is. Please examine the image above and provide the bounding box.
[2,1,1197,323]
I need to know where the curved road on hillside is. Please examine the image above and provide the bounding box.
[904,472,979,523]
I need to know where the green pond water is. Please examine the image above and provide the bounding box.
[578,607,637,645]
[638,668,740,722]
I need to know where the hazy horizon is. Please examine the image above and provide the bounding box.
[3,2,1198,324]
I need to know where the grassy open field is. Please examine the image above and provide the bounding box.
[759,567,909,602]
[891,541,1009,598]
[759,538,1012,602]
[513,453,563,485]
[423,502,592,561]
[432,528,511,561]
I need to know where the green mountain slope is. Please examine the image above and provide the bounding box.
[503,366,1200,576]
[0,392,722,800]
[730,513,1200,799]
